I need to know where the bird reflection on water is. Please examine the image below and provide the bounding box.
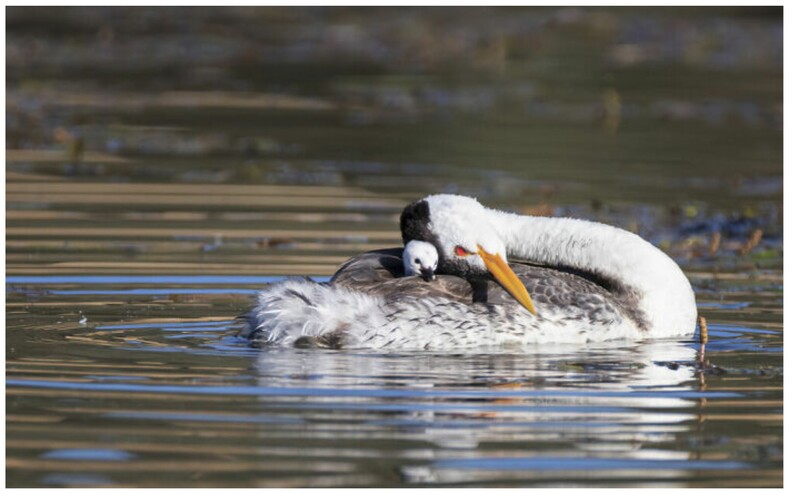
[251,338,709,484]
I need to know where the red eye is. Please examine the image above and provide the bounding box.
[454,245,470,257]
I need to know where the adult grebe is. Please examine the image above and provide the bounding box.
[241,194,697,350]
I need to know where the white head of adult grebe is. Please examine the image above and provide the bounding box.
[400,194,697,337]
[403,240,439,281]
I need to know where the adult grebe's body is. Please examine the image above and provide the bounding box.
[241,194,697,350]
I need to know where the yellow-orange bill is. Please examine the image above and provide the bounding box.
[477,245,537,316]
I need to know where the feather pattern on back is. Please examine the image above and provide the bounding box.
[241,248,658,350]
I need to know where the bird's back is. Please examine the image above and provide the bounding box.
[330,248,475,303]
[244,249,650,349]
[331,249,643,331]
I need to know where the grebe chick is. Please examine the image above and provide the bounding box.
[403,240,439,281]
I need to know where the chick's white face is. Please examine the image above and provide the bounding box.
[403,240,439,278]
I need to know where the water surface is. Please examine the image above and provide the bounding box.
[6,6,783,487]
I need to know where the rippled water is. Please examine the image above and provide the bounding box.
[6,267,783,487]
[6,6,783,488]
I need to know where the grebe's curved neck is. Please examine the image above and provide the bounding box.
[485,208,696,335]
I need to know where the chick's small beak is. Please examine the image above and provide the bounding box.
[476,245,537,316]
[420,266,436,282]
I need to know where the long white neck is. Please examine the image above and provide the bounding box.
[486,208,697,336]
